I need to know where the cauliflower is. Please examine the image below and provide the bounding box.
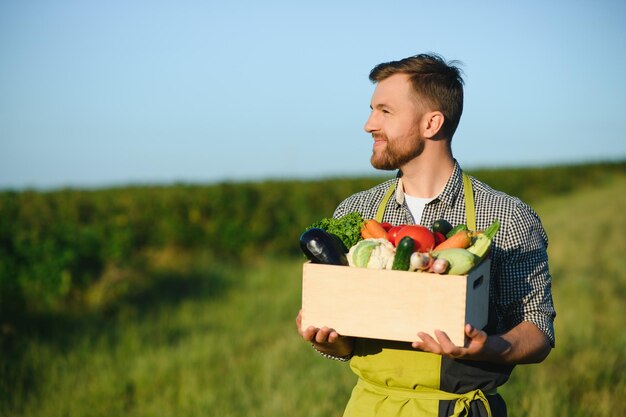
[347,238,396,270]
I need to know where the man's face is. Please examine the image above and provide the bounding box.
[364,73,425,170]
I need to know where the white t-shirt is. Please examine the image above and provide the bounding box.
[404,194,434,225]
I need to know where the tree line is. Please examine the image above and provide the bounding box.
[1,160,624,319]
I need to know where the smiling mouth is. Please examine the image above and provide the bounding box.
[373,138,386,148]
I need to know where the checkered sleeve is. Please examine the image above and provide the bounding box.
[493,201,556,347]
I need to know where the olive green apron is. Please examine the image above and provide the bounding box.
[343,173,500,417]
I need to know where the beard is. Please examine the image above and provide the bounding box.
[370,132,425,170]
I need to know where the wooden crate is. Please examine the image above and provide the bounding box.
[300,259,490,347]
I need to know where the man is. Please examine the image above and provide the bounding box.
[296,53,556,417]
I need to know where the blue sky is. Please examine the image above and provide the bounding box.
[1,1,625,189]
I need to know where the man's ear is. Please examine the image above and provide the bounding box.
[422,111,445,139]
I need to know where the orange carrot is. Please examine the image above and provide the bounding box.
[433,230,472,251]
[361,219,389,240]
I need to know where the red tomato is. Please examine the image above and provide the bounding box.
[386,225,405,246]
[433,231,446,246]
[380,222,393,232]
[395,225,435,252]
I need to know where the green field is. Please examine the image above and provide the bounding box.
[2,170,625,416]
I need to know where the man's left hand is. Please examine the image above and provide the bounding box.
[412,323,492,360]
[412,321,551,364]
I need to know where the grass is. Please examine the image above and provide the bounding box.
[498,173,626,417]
[2,174,625,417]
[1,254,356,417]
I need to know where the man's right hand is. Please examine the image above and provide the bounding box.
[296,309,354,357]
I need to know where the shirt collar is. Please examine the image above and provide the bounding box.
[394,160,464,208]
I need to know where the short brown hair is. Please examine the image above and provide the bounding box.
[369,53,464,139]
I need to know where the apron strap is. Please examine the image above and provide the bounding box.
[452,388,493,417]
[374,180,397,223]
[462,172,476,231]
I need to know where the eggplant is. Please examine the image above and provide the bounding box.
[299,228,349,266]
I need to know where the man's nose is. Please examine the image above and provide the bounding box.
[364,112,378,133]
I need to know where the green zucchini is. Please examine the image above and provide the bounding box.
[392,236,414,271]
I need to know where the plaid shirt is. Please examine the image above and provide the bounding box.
[333,161,556,346]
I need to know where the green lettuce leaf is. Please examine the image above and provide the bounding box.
[308,212,364,252]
